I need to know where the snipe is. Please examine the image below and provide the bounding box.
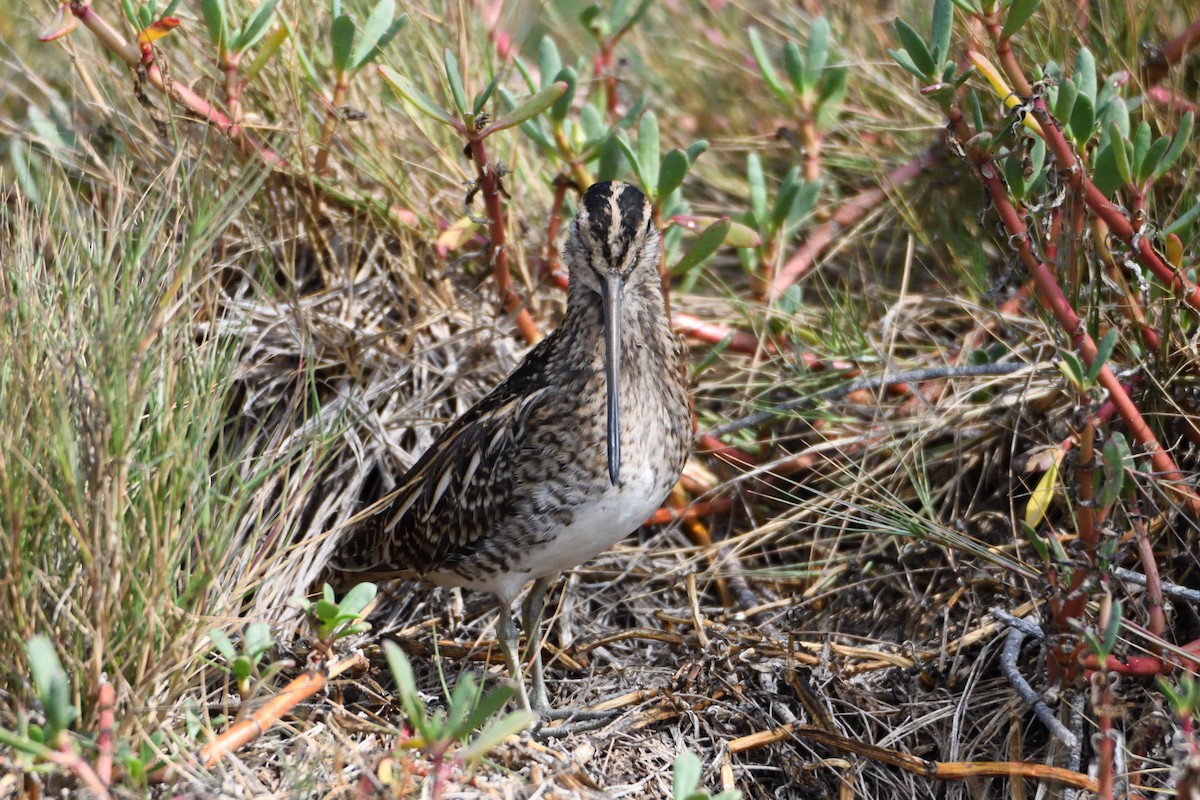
[334,181,690,717]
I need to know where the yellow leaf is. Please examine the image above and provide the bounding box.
[966,50,1045,139]
[1024,456,1059,528]
[435,216,480,257]
[138,17,181,45]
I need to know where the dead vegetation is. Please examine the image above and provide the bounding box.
[2,0,1199,798]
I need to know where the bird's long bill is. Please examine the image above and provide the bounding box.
[601,273,623,486]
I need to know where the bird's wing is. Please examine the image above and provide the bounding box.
[334,356,556,577]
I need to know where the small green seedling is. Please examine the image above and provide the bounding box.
[384,641,533,786]
[292,582,377,645]
[672,751,742,800]
[749,19,848,131]
[210,621,275,698]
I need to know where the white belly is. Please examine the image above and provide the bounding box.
[462,463,668,601]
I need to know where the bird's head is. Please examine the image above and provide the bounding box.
[561,181,663,487]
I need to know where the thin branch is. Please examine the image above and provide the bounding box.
[707,362,1034,438]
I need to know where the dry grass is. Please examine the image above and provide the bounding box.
[1,0,1199,798]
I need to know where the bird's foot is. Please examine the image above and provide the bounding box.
[531,707,622,740]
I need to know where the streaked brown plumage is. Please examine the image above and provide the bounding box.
[333,181,690,715]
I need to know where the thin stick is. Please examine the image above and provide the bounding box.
[727,724,1099,792]
[466,136,539,344]
[199,653,366,768]
[707,362,1033,438]
[95,680,115,785]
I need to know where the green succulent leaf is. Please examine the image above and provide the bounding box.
[234,0,279,52]
[1098,432,1131,509]
[201,0,228,48]
[1073,48,1096,102]
[487,81,568,134]
[537,36,562,89]
[460,684,515,734]
[597,134,626,181]
[929,0,953,69]
[1139,136,1171,185]
[339,582,377,616]
[245,622,273,661]
[749,28,790,103]
[353,7,408,72]
[380,66,458,126]
[1102,96,1129,138]
[747,153,768,228]
[330,13,355,74]
[1087,328,1118,384]
[209,629,237,661]
[637,111,661,194]
[1000,0,1041,40]
[1053,77,1077,126]
[783,41,806,94]
[1108,124,1132,187]
[443,49,468,115]
[888,47,927,80]
[816,66,848,123]
[549,67,576,121]
[473,72,503,116]
[26,636,77,737]
[673,752,703,799]
[1057,349,1085,390]
[894,18,935,78]
[1153,111,1194,180]
[1091,141,1123,196]
[1067,92,1094,143]
[457,709,535,764]
[657,149,690,200]
[805,17,831,90]
[672,218,730,275]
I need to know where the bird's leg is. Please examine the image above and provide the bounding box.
[495,597,533,714]
[520,577,552,715]
[520,577,621,737]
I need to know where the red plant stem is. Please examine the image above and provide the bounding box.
[975,27,1200,308]
[1054,418,1097,620]
[799,117,822,183]
[46,739,110,799]
[1144,86,1198,114]
[314,75,349,175]
[1132,511,1167,648]
[981,14,1033,97]
[96,680,115,785]
[645,496,733,526]
[465,136,539,344]
[943,101,1200,519]
[593,47,619,118]
[770,147,941,298]
[752,237,780,303]
[651,206,672,314]
[1094,671,1115,800]
[1145,17,1200,85]
[696,433,757,468]
[1027,98,1200,313]
[222,51,243,126]
[540,177,570,283]
[199,654,363,768]
[66,1,284,167]
[670,312,777,355]
[1100,235,1164,353]
[1083,654,1174,677]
